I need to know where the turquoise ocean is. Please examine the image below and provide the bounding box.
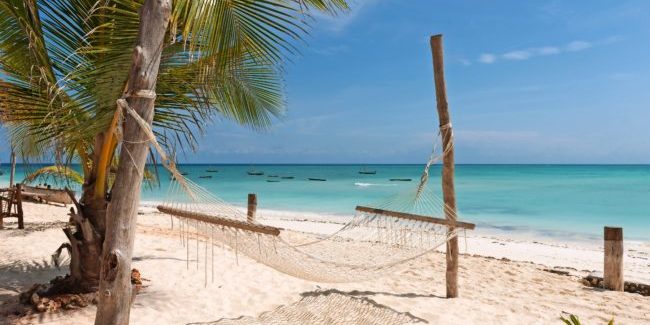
[2,164,648,241]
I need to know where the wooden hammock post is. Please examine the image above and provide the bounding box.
[603,227,624,291]
[15,184,23,229]
[9,149,15,187]
[430,34,460,298]
[247,193,257,223]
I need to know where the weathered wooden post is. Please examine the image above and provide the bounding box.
[15,184,23,229]
[9,149,16,187]
[430,34,460,298]
[247,193,257,223]
[604,226,624,291]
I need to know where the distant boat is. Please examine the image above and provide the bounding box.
[280,176,295,179]
[206,169,219,173]
[389,178,412,182]
[358,167,376,175]
[198,175,212,179]
[308,178,327,181]
[268,175,279,178]
[180,172,189,176]
[247,170,264,176]
[266,179,280,183]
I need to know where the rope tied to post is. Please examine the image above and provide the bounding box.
[115,94,196,201]
[415,123,455,199]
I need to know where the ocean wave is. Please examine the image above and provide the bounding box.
[354,182,395,187]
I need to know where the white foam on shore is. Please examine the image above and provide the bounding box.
[354,182,396,187]
[140,201,650,284]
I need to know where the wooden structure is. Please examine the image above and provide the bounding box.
[603,227,624,291]
[20,185,74,205]
[9,150,15,187]
[430,34,460,298]
[247,193,257,223]
[157,206,281,236]
[0,185,24,229]
[356,206,474,230]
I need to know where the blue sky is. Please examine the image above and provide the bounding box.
[4,0,649,164]
[191,0,650,164]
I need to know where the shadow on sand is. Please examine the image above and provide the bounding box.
[187,288,430,325]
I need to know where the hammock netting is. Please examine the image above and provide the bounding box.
[131,102,472,283]
[156,169,468,283]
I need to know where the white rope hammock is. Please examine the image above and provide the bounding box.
[157,179,471,283]
[119,98,473,283]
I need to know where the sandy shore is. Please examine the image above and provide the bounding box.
[1,202,649,324]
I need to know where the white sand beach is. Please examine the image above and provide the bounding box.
[1,202,649,324]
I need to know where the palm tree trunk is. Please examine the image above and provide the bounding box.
[94,0,171,324]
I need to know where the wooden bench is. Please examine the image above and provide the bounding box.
[0,185,24,229]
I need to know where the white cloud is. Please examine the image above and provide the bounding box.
[475,37,616,64]
[565,40,592,52]
[502,50,532,60]
[479,53,497,64]
[536,46,561,55]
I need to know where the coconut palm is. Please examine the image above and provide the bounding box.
[0,0,346,323]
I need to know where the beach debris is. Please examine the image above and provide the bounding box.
[14,268,147,315]
[18,283,96,313]
[543,268,570,276]
[581,274,650,296]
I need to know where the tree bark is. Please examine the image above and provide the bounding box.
[94,1,171,324]
[430,34,459,298]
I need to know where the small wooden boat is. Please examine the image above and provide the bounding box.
[198,175,212,179]
[389,178,412,182]
[206,169,219,173]
[358,166,376,175]
[247,171,264,176]
[280,176,294,179]
[308,178,327,181]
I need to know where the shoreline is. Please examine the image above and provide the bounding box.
[141,202,650,285]
[140,200,650,242]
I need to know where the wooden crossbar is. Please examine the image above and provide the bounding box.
[355,206,475,230]
[20,185,74,204]
[157,206,282,236]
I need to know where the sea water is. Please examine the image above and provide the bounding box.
[2,164,648,240]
